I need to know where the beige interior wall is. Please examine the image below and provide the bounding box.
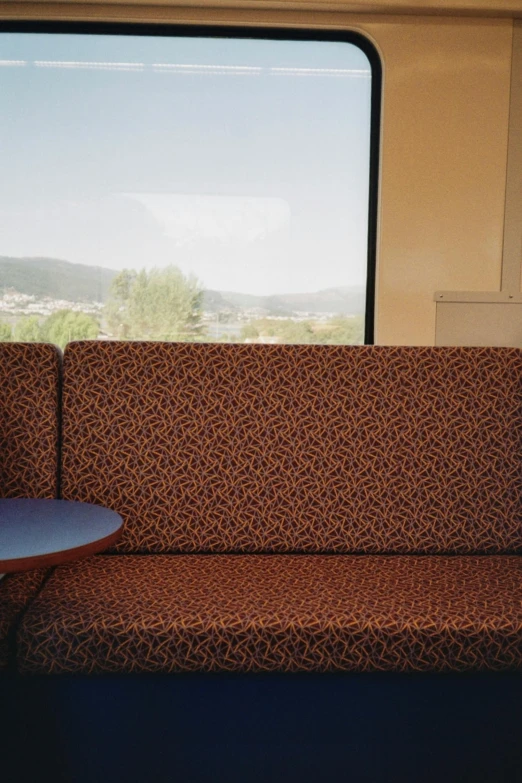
[2,1,522,17]
[361,17,512,344]
[0,4,515,345]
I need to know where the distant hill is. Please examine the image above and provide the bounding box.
[0,256,116,302]
[0,256,365,316]
[204,286,365,316]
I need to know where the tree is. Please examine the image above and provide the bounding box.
[317,316,364,345]
[104,265,204,342]
[42,310,99,350]
[277,320,315,344]
[104,269,136,339]
[125,269,152,338]
[240,323,260,341]
[14,316,42,342]
[250,319,315,344]
[0,321,12,341]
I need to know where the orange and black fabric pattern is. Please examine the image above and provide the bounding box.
[17,554,522,674]
[0,568,49,670]
[1,342,60,499]
[61,342,522,554]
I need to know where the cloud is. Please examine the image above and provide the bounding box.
[123,192,291,246]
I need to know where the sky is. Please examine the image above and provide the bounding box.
[0,33,372,296]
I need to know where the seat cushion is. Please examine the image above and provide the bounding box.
[17,554,522,674]
[0,569,49,670]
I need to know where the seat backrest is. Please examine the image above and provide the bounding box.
[61,342,522,554]
[0,343,61,499]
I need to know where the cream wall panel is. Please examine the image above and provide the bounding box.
[0,6,514,344]
[364,18,512,343]
[2,1,522,18]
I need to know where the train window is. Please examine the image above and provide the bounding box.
[0,25,380,347]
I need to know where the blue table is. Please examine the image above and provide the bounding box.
[0,499,123,572]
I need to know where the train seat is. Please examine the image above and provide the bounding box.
[12,340,522,674]
[0,343,60,670]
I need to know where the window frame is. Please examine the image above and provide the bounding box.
[0,20,381,344]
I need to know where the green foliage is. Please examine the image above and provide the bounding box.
[0,321,12,341]
[110,268,136,302]
[42,310,99,349]
[215,333,240,343]
[278,321,315,344]
[240,323,260,340]
[14,316,43,342]
[104,270,137,339]
[244,315,364,345]
[315,316,365,345]
[104,266,204,341]
[6,310,98,348]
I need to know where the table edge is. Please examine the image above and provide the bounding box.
[0,527,122,573]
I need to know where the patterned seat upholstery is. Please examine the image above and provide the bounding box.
[17,554,522,674]
[1,342,60,500]
[60,342,522,554]
[15,342,522,673]
[0,343,61,670]
[1,569,50,670]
